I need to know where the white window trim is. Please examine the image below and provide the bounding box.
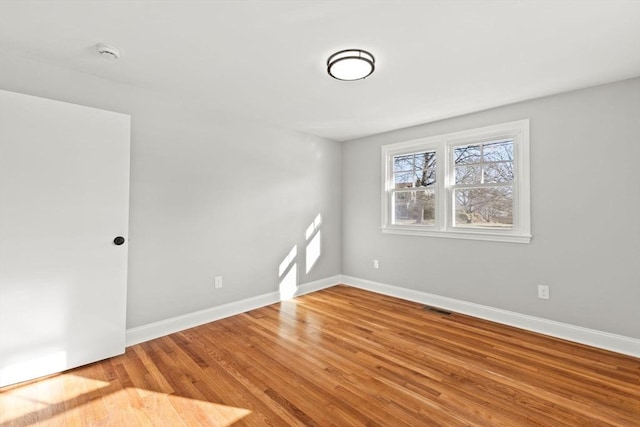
[381,119,531,244]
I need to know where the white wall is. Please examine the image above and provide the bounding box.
[342,78,640,339]
[0,54,342,329]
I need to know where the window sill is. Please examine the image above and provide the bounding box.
[381,226,531,244]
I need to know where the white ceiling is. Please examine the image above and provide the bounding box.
[1,1,639,141]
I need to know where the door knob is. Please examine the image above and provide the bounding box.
[113,236,125,246]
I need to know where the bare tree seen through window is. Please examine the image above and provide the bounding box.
[453,139,514,227]
[393,151,436,225]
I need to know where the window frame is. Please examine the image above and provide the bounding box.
[381,119,531,244]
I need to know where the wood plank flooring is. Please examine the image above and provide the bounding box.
[1,285,639,426]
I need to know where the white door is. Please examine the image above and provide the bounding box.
[0,90,130,387]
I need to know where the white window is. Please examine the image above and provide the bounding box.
[381,120,531,243]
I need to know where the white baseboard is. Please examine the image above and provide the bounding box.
[125,275,340,347]
[126,273,639,358]
[296,274,340,297]
[340,275,640,358]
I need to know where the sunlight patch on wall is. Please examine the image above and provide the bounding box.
[306,232,321,274]
[305,213,322,274]
[278,245,297,277]
[305,213,322,240]
[279,245,298,300]
[278,212,322,300]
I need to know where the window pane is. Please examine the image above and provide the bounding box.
[454,145,481,165]
[454,187,513,227]
[394,172,414,188]
[483,161,513,183]
[414,169,436,187]
[393,190,436,225]
[413,151,436,170]
[455,165,481,184]
[426,151,436,168]
[483,140,513,162]
[412,153,425,170]
[395,151,436,172]
[394,154,414,172]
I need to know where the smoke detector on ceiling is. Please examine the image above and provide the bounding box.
[96,43,120,60]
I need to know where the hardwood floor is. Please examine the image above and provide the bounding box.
[1,285,638,426]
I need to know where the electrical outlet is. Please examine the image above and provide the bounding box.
[214,276,223,289]
[538,285,549,300]
[373,259,379,269]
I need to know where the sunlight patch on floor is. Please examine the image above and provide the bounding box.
[1,380,252,426]
[0,373,110,424]
[0,392,48,424]
[110,388,253,426]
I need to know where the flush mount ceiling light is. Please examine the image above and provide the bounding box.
[96,43,120,60]
[327,49,375,81]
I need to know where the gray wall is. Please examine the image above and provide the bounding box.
[343,78,640,338]
[2,52,638,340]
[0,54,342,329]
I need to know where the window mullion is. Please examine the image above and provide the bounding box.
[480,143,485,184]
[441,143,450,231]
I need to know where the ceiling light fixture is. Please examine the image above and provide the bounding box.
[327,49,375,81]
[96,43,120,60]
